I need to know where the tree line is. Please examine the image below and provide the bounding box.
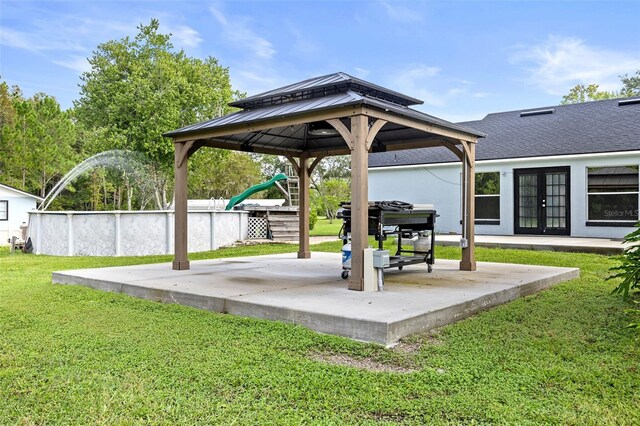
[0,20,350,215]
[561,71,640,104]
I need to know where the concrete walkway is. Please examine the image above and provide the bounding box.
[294,235,628,255]
[435,234,628,255]
[53,252,578,345]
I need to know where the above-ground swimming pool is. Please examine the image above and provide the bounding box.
[28,210,248,256]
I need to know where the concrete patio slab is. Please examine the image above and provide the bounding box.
[53,252,579,345]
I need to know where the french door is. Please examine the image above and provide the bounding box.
[514,167,570,235]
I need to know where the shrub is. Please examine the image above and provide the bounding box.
[608,225,640,337]
[309,209,318,231]
[608,225,640,299]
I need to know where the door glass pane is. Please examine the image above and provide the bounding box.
[546,172,567,229]
[519,174,537,228]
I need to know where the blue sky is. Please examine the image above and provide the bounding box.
[1,0,639,122]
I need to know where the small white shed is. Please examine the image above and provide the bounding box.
[0,183,43,244]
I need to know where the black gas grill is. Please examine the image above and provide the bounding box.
[338,201,437,274]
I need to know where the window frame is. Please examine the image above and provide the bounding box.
[475,171,500,225]
[586,165,639,227]
[0,200,7,221]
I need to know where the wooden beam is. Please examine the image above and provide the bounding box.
[172,107,363,143]
[348,115,369,291]
[460,142,476,271]
[173,142,190,270]
[298,153,311,259]
[365,119,388,150]
[326,119,354,150]
[308,155,326,174]
[460,140,475,168]
[303,136,463,158]
[362,107,480,143]
[175,139,198,168]
[441,140,464,161]
[284,153,300,175]
[200,138,303,157]
[305,147,352,157]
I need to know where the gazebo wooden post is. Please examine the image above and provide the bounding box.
[460,142,477,271]
[173,141,190,270]
[298,153,311,259]
[349,115,369,291]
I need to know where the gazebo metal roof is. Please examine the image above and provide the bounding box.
[164,72,484,156]
[228,72,425,108]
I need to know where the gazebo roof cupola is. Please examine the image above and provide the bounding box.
[229,72,424,110]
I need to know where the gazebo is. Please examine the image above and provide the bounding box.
[164,73,485,291]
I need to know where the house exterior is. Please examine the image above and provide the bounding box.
[0,183,43,244]
[369,97,640,239]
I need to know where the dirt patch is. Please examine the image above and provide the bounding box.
[309,352,418,374]
[392,330,443,353]
[392,340,422,354]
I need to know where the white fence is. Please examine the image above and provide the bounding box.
[28,210,248,256]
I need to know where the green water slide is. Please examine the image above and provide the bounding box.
[225,173,288,210]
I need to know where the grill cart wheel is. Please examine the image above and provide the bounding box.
[341,270,349,280]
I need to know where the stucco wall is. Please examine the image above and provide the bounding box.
[369,151,640,239]
[28,210,248,256]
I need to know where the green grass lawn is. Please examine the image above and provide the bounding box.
[310,216,342,236]
[1,243,638,424]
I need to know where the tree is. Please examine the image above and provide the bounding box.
[0,82,18,182]
[314,178,350,222]
[251,153,351,212]
[620,70,640,97]
[0,88,76,197]
[561,84,618,104]
[310,156,350,221]
[561,70,640,104]
[74,19,241,208]
[189,150,262,200]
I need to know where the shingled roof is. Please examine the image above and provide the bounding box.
[369,97,640,168]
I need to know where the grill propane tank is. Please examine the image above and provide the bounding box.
[414,232,431,252]
[341,243,352,269]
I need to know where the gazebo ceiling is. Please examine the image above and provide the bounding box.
[164,72,485,157]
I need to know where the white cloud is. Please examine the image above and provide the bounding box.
[209,5,276,60]
[447,88,465,96]
[164,24,202,49]
[230,67,296,98]
[388,64,443,105]
[52,56,91,73]
[283,21,321,59]
[1,13,204,75]
[511,35,640,95]
[354,67,370,78]
[379,1,424,23]
[0,26,85,52]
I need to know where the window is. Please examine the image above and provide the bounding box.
[587,165,639,225]
[475,172,500,224]
[0,200,7,221]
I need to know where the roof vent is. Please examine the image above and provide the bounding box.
[618,98,640,106]
[520,109,554,117]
